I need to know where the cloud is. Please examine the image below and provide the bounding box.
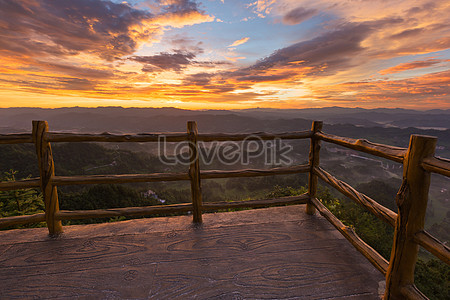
[131,46,228,73]
[167,35,205,54]
[152,0,214,27]
[131,51,196,72]
[235,73,296,83]
[247,21,389,76]
[282,7,317,25]
[389,28,425,40]
[307,70,450,108]
[247,0,276,18]
[0,0,158,61]
[379,59,449,75]
[228,37,250,47]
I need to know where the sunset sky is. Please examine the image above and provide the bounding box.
[0,0,449,109]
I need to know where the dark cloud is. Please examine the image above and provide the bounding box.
[56,77,98,90]
[160,0,202,15]
[183,72,213,86]
[282,7,317,25]
[168,34,204,54]
[389,28,424,39]
[236,73,296,83]
[406,2,436,16]
[245,19,403,76]
[0,75,98,91]
[0,0,155,60]
[181,72,240,94]
[132,50,228,73]
[37,62,115,79]
[132,51,196,72]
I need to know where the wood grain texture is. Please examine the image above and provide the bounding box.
[202,194,308,210]
[187,121,202,223]
[413,231,450,265]
[53,196,307,221]
[32,121,62,236]
[307,121,323,215]
[0,213,46,228]
[46,132,188,143]
[421,156,450,177]
[314,166,397,227]
[385,135,436,300]
[55,203,193,220]
[197,130,313,142]
[0,205,384,299]
[50,165,310,187]
[0,133,33,144]
[315,132,406,163]
[0,178,40,191]
[44,131,313,143]
[52,172,190,186]
[311,197,389,275]
[200,164,310,179]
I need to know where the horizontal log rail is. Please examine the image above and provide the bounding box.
[54,194,309,221]
[202,194,309,210]
[201,164,310,179]
[198,131,312,142]
[55,203,193,220]
[45,130,313,143]
[315,132,406,163]
[421,156,450,177]
[46,132,188,143]
[52,172,191,186]
[313,166,397,227]
[0,178,41,191]
[0,213,46,229]
[413,230,450,265]
[51,165,310,186]
[0,133,33,144]
[311,197,389,275]
[399,285,427,300]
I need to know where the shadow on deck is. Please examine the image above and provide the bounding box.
[0,205,384,299]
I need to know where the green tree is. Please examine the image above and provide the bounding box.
[0,170,44,218]
[415,258,450,300]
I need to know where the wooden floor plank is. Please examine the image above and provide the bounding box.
[0,205,384,299]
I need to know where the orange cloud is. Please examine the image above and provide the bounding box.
[228,37,250,47]
[304,70,450,109]
[379,59,449,75]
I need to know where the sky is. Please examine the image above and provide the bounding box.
[0,0,449,110]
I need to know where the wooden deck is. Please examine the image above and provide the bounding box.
[0,205,385,299]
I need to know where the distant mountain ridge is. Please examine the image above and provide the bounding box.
[1,106,449,133]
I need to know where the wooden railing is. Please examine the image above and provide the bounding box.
[0,120,449,300]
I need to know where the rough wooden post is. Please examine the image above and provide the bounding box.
[307,121,323,215]
[187,121,202,224]
[384,135,437,299]
[32,121,63,236]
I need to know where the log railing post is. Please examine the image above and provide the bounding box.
[384,135,437,299]
[187,121,203,223]
[307,121,323,215]
[32,121,63,236]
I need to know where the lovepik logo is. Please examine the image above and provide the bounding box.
[158,135,293,166]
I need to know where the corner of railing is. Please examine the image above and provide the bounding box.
[384,134,437,299]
